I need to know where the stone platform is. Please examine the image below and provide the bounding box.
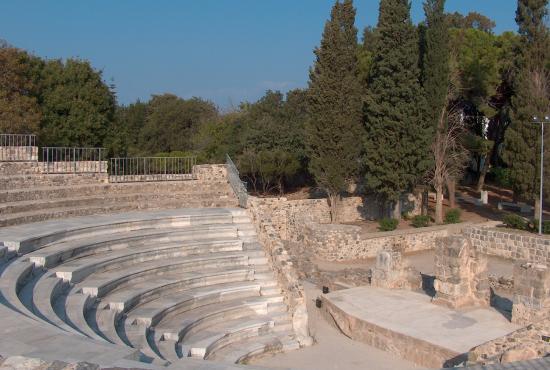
[322,287,519,368]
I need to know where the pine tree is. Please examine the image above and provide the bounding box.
[502,0,550,207]
[305,0,363,223]
[363,0,429,217]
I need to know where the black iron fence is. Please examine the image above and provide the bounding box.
[41,147,106,173]
[226,154,248,208]
[109,156,196,183]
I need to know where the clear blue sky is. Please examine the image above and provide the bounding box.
[1,0,519,108]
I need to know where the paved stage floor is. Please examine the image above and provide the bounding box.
[325,287,519,354]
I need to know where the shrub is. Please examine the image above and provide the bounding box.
[445,208,461,224]
[378,218,399,231]
[529,219,550,234]
[503,213,527,230]
[411,215,430,228]
[489,167,511,188]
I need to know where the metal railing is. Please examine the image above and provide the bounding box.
[226,154,248,208]
[109,156,196,183]
[41,147,106,173]
[0,134,36,147]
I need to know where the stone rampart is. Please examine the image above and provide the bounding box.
[466,226,550,264]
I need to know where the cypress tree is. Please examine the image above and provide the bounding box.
[363,0,429,217]
[502,0,550,206]
[305,0,363,222]
[422,0,450,128]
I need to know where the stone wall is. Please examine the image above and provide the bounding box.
[297,222,459,261]
[466,226,550,265]
[0,146,38,161]
[467,317,550,365]
[433,235,490,309]
[511,262,550,325]
[194,164,228,181]
[247,196,313,347]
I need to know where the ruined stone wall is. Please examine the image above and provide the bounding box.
[433,235,490,309]
[298,222,456,261]
[512,262,550,325]
[0,146,38,161]
[193,164,228,181]
[247,196,313,347]
[467,318,550,365]
[466,226,550,264]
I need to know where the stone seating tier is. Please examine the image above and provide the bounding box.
[0,209,299,368]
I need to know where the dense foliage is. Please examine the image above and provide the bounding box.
[1,0,549,223]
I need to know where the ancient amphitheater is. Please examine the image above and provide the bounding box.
[0,142,548,370]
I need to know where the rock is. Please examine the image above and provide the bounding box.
[500,347,538,363]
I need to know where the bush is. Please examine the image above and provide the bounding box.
[445,208,461,224]
[529,219,550,234]
[378,218,399,231]
[503,213,527,230]
[489,167,511,188]
[411,215,430,228]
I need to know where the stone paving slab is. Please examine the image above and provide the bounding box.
[458,357,550,370]
[325,286,519,354]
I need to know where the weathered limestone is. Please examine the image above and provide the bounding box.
[0,208,300,367]
[511,262,550,325]
[467,317,550,366]
[433,235,490,309]
[0,146,38,161]
[370,244,421,290]
[466,226,550,265]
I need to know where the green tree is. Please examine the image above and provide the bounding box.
[0,46,42,134]
[306,0,363,222]
[447,11,496,33]
[39,58,115,146]
[363,0,429,218]
[422,0,451,222]
[107,100,148,156]
[139,94,217,154]
[503,0,550,211]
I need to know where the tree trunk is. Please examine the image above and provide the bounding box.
[477,155,490,192]
[328,193,339,224]
[447,177,456,209]
[393,198,401,219]
[435,186,444,224]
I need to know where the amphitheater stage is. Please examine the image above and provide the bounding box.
[321,286,520,369]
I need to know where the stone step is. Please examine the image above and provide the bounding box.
[185,315,290,359]
[30,227,241,269]
[156,337,181,363]
[32,272,82,334]
[0,180,234,203]
[78,253,251,297]
[0,191,234,215]
[0,200,239,228]
[0,173,108,191]
[1,208,241,254]
[155,296,287,343]
[95,307,128,346]
[52,238,244,283]
[103,268,256,313]
[125,279,262,327]
[124,322,168,365]
[64,291,106,342]
[207,331,299,364]
[0,260,38,318]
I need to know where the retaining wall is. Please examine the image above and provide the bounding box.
[465,226,550,265]
[0,146,38,161]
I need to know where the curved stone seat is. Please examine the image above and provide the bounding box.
[154,295,286,343]
[64,289,106,342]
[28,226,241,270]
[0,208,243,254]
[0,259,41,318]
[79,253,250,298]
[105,269,256,314]
[53,237,243,283]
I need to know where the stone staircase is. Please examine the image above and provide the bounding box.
[0,208,300,369]
[0,164,238,227]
